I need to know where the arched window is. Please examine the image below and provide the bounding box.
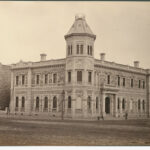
[143,100,145,110]
[36,97,39,108]
[87,96,91,109]
[122,99,125,109]
[53,96,57,109]
[44,97,48,109]
[22,97,25,108]
[118,98,120,109]
[96,97,98,109]
[16,97,19,107]
[138,99,140,110]
[68,96,71,108]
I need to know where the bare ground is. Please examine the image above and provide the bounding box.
[0,117,150,146]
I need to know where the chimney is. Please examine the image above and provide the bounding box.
[100,53,105,61]
[134,61,139,68]
[40,53,47,61]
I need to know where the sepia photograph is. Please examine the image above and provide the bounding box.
[0,1,150,146]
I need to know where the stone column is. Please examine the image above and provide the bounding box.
[48,96,51,112]
[110,95,113,115]
[72,90,76,117]
[91,92,95,116]
[10,70,15,113]
[83,90,87,117]
[115,95,118,117]
[102,93,105,117]
[64,91,68,115]
[120,98,122,114]
[26,68,32,115]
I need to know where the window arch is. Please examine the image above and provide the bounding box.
[122,98,125,109]
[87,96,91,109]
[22,97,25,108]
[138,99,141,110]
[36,97,39,108]
[44,97,48,109]
[142,100,145,110]
[53,96,57,109]
[68,96,71,108]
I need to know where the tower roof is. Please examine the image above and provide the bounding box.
[64,14,96,40]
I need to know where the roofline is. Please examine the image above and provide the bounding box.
[64,33,96,40]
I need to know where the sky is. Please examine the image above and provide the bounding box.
[0,1,150,69]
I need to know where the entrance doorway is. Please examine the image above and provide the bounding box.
[105,97,110,114]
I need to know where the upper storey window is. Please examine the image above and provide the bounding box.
[45,74,48,84]
[107,75,110,84]
[131,78,134,88]
[117,76,120,86]
[76,44,84,54]
[68,45,72,55]
[22,75,25,85]
[36,75,40,85]
[87,45,93,56]
[139,80,141,88]
[53,73,57,83]
[16,76,19,86]
[123,78,126,87]
[77,71,82,82]
[68,71,71,83]
[88,72,92,83]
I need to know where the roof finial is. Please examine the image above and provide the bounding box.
[75,13,85,20]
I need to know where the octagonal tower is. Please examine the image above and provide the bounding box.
[64,14,96,118]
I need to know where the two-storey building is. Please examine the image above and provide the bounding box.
[9,15,150,119]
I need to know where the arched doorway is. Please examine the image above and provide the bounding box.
[105,97,110,114]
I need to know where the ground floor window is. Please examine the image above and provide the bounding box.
[138,99,140,110]
[96,97,98,109]
[68,96,71,108]
[87,96,91,110]
[44,97,48,109]
[53,96,57,109]
[122,99,125,110]
[16,97,19,108]
[36,97,39,108]
[143,100,145,110]
[118,98,120,109]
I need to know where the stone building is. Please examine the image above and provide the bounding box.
[0,63,11,110]
[10,15,150,119]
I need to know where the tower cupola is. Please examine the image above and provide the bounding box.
[64,14,96,58]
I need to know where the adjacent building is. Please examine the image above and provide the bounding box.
[0,63,11,110]
[9,15,150,119]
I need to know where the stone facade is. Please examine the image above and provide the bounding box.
[10,15,150,119]
[0,63,11,110]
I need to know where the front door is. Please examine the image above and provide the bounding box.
[105,97,110,114]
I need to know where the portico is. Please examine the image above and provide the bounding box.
[101,85,119,117]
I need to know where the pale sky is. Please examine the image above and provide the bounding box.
[0,1,150,69]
